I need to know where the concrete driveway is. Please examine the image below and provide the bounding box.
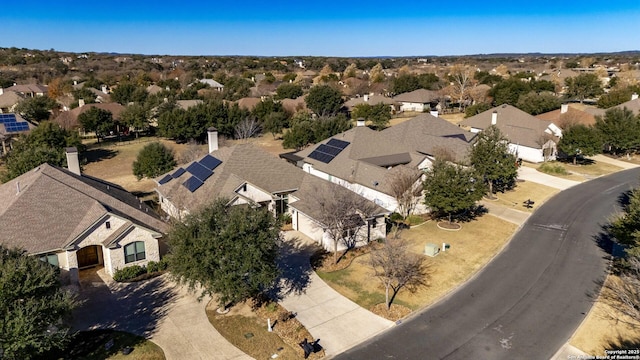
[278,232,394,357]
[518,166,581,190]
[72,269,250,360]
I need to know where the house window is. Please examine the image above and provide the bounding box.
[39,254,59,267]
[124,242,146,264]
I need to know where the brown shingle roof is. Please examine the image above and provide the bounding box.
[5,84,48,95]
[344,95,397,110]
[52,103,125,130]
[393,89,439,103]
[0,91,23,109]
[536,106,596,128]
[0,164,166,254]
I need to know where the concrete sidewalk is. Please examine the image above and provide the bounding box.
[480,200,530,226]
[73,270,250,360]
[550,343,589,360]
[518,166,582,190]
[591,154,640,169]
[279,232,394,357]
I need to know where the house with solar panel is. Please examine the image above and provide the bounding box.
[0,148,168,284]
[0,113,33,154]
[154,128,388,251]
[288,114,476,214]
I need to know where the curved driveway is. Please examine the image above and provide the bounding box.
[337,168,640,360]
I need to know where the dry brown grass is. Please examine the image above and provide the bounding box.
[439,113,465,125]
[492,181,560,212]
[318,215,517,317]
[525,160,623,182]
[206,300,324,360]
[570,276,640,356]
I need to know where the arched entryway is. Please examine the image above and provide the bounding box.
[76,245,102,269]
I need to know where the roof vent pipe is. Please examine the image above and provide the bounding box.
[491,111,498,125]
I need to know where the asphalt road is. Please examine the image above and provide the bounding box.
[336,168,640,360]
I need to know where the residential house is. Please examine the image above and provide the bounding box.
[199,79,224,92]
[146,84,164,95]
[291,114,476,213]
[460,104,563,163]
[0,149,168,284]
[536,103,596,129]
[3,84,48,98]
[0,113,33,154]
[393,89,441,112]
[155,129,387,251]
[344,94,399,114]
[52,103,125,132]
[584,93,640,118]
[0,90,23,113]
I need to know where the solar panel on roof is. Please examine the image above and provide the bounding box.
[316,144,342,156]
[158,174,173,185]
[172,167,186,178]
[182,176,204,192]
[308,151,333,164]
[0,114,17,124]
[199,154,222,171]
[4,122,29,133]
[327,138,350,150]
[186,162,212,182]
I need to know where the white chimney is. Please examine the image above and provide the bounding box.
[356,118,366,127]
[65,147,81,175]
[632,93,639,101]
[0,88,3,95]
[363,94,369,102]
[430,110,439,117]
[207,127,219,153]
[101,85,108,94]
[561,104,569,114]
[491,111,498,125]
[73,80,78,86]
[78,98,85,107]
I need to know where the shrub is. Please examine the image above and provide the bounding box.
[538,162,569,175]
[113,265,146,282]
[146,260,167,273]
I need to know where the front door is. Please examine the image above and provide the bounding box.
[77,246,100,269]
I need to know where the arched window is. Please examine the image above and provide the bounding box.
[124,242,146,263]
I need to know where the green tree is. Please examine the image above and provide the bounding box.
[120,103,150,138]
[312,114,352,142]
[71,87,97,105]
[263,112,289,138]
[132,142,176,180]
[594,107,640,157]
[0,246,76,359]
[15,95,58,122]
[167,199,281,308]
[252,98,285,123]
[610,187,640,257]
[557,124,602,164]
[469,125,519,197]
[597,85,640,109]
[564,73,604,103]
[2,122,83,181]
[275,83,303,99]
[464,103,491,118]
[423,159,486,224]
[351,103,391,130]
[110,82,137,105]
[391,74,421,94]
[306,85,344,116]
[489,78,531,106]
[282,115,314,150]
[515,91,561,115]
[77,107,115,141]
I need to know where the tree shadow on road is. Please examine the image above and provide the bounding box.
[71,274,177,338]
[270,236,320,300]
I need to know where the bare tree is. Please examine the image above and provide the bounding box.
[599,256,640,328]
[234,116,261,140]
[447,64,476,112]
[370,237,429,309]
[179,140,208,164]
[389,167,423,219]
[310,185,379,264]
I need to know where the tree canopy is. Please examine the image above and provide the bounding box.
[351,102,392,130]
[305,85,344,116]
[167,199,281,308]
[2,121,83,181]
[391,73,441,94]
[15,95,58,122]
[557,124,601,164]
[515,91,561,115]
[132,142,176,180]
[469,125,518,196]
[120,103,150,137]
[564,73,604,103]
[77,107,116,140]
[0,246,76,359]
[423,159,485,224]
[275,83,303,100]
[594,107,640,156]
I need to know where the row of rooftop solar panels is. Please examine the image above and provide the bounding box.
[4,122,30,132]
[0,114,18,123]
[307,138,351,164]
[157,154,223,193]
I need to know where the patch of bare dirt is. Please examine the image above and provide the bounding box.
[370,303,412,322]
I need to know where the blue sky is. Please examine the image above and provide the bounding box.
[2,1,639,56]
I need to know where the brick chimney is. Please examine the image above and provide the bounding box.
[207,127,218,153]
[356,118,366,127]
[561,104,569,114]
[65,147,81,175]
[491,111,498,125]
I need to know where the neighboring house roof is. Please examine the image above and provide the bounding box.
[0,164,167,254]
[0,113,33,138]
[146,84,164,95]
[460,104,561,149]
[393,89,440,104]
[88,88,111,102]
[199,79,224,89]
[294,114,476,196]
[176,99,203,110]
[536,106,596,128]
[236,97,262,111]
[52,103,125,130]
[281,96,308,114]
[4,84,48,96]
[0,91,24,110]
[610,97,640,116]
[344,95,397,110]
[156,144,306,213]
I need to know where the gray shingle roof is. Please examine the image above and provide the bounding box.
[460,104,559,149]
[393,89,439,103]
[0,164,167,254]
